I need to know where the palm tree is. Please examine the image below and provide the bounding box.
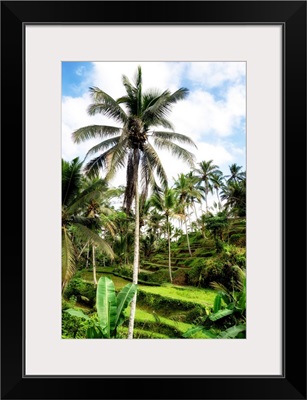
[211,171,224,209]
[150,188,177,283]
[61,158,114,291]
[221,178,246,217]
[72,66,196,338]
[193,160,221,212]
[82,177,117,285]
[173,173,201,256]
[225,163,246,183]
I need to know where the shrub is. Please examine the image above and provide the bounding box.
[113,265,133,279]
[136,290,201,317]
[184,305,207,324]
[221,244,246,266]
[172,269,188,285]
[63,277,96,306]
[147,269,170,284]
[186,253,245,291]
[229,233,246,246]
[62,309,94,338]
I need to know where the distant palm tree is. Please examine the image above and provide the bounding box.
[173,173,201,256]
[185,171,203,220]
[72,66,196,338]
[221,178,246,217]
[61,158,114,291]
[193,160,221,212]
[226,163,245,183]
[211,171,224,208]
[151,188,177,283]
[81,176,117,285]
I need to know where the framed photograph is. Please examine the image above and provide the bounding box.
[1,1,306,399]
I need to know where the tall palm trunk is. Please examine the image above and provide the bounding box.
[92,244,97,286]
[216,189,221,209]
[86,245,90,269]
[185,213,192,256]
[166,216,173,283]
[128,158,140,339]
[193,201,198,221]
[205,187,209,213]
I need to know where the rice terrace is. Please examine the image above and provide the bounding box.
[62,62,246,339]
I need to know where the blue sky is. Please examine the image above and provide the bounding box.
[62,61,246,193]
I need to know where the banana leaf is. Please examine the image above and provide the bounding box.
[182,326,204,338]
[209,308,233,321]
[115,283,137,328]
[213,294,222,313]
[64,308,90,320]
[96,276,117,337]
[238,278,246,311]
[86,326,103,338]
[218,324,246,338]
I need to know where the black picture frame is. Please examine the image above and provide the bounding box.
[1,1,306,399]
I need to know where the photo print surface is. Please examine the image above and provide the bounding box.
[61,61,246,340]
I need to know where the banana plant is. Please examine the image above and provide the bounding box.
[65,276,137,338]
[183,266,246,339]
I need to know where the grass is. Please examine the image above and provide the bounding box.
[124,307,210,339]
[75,269,217,339]
[138,284,217,308]
[80,270,216,308]
[118,327,170,339]
[79,271,128,289]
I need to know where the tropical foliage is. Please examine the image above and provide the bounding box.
[65,276,137,338]
[62,66,246,340]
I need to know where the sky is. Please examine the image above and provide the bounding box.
[62,61,246,208]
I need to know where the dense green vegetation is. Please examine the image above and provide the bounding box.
[62,66,246,339]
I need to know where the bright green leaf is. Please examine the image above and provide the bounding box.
[209,308,233,321]
[64,308,90,320]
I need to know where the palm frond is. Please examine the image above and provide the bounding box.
[142,142,168,188]
[74,223,115,259]
[153,137,196,168]
[139,151,162,203]
[104,137,129,182]
[122,75,136,99]
[62,227,76,289]
[88,86,128,123]
[152,131,197,148]
[72,125,121,144]
[69,215,100,229]
[149,118,174,131]
[66,180,106,215]
[150,192,164,212]
[99,213,117,237]
[84,136,121,158]
[142,87,189,124]
[139,152,151,204]
[83,147,116,178]
[133,65,142,88]
[62,157,83,207]
[168,87,190,103]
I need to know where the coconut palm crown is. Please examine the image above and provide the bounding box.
[72,66,197,212]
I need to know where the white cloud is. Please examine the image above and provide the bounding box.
[187,62,245,88]
[169,84,245,140]
[75,66,86,76]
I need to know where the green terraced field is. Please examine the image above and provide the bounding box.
[71,271,216,339]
